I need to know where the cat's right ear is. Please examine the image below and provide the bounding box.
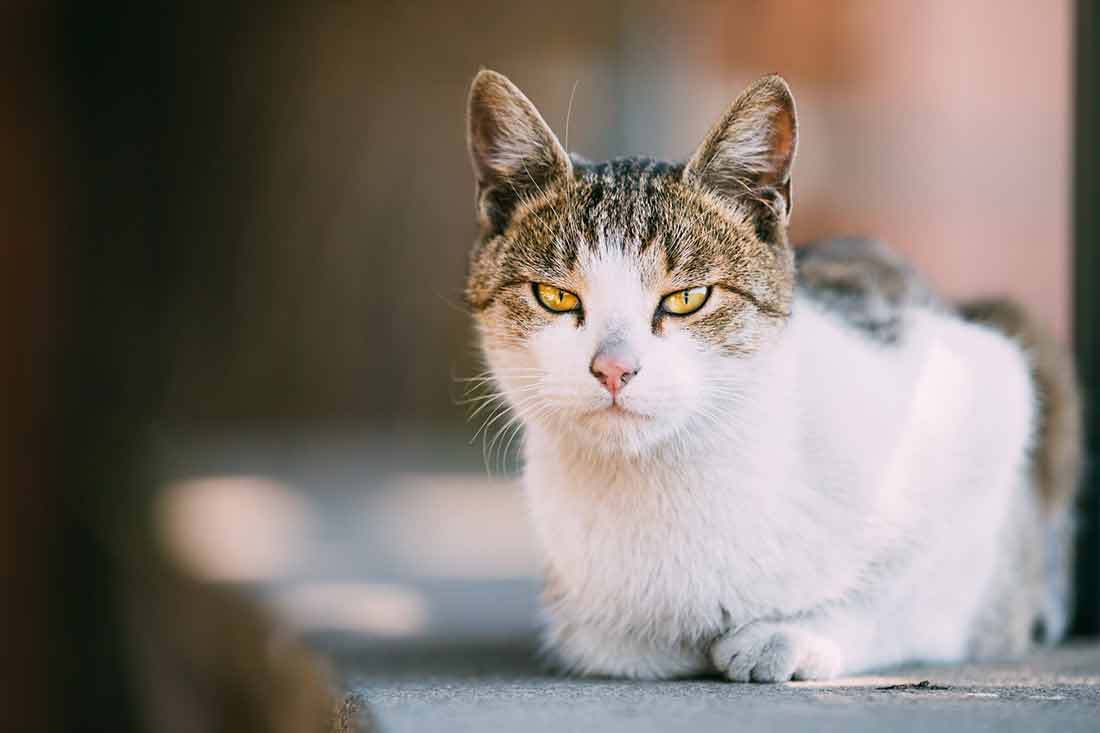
[467,70,572,235]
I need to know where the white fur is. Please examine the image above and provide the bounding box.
[482,250,1036,680]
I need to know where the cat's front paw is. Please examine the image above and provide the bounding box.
[709,622,842,683]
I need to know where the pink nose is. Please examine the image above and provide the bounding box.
[590,351,639,397]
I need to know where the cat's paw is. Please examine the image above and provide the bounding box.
[709,622,842,683]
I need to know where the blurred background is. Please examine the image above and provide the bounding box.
[5,1,1097,731]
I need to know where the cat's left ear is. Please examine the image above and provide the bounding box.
[683,74,798,238]
[467,70,572,235]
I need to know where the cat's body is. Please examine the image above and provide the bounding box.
[464,71,1081,681]
[530,276,1043,679]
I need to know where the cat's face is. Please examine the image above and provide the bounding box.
[465,71,798,453]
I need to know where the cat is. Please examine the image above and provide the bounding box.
[463,69,1082,681]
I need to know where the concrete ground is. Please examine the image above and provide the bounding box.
[328,638,1100,732]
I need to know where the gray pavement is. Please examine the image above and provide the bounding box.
[327,638,1100,732]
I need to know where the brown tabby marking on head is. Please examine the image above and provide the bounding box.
[465,160,795,356]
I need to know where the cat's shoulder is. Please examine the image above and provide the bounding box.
[794,236,942,343]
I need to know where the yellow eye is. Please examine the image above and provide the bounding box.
[534,283,581,313]
[661,286,710,316]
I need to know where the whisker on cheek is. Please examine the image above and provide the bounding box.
[469,392,542,444]
[485,399,558,475]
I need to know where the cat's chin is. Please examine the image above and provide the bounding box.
[548,405,684,456]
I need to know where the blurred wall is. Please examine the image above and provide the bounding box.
[161,1,1072,427]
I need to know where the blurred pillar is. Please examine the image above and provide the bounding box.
[0,3,62,731]
[1073,0,1099,636]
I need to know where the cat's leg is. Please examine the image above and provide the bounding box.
[709,583,954,682]
[544,619,710,679]
[709,619,845,683]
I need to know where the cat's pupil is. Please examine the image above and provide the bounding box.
[682,291,689,304]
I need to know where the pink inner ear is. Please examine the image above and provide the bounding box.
[767,107,796,185]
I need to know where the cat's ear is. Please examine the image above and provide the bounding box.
[467,70,572,235]
[683,74,797,240]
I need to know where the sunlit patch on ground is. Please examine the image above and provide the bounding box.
[269,581,429,636]
[157,475,315,582]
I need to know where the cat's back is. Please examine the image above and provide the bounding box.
[794,236,1080,531]
[794,236,943,344]
[794,237,1035,438]
[792,237,1035,513]
[793,237,1064,468]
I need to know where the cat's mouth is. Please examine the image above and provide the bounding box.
[584,403,653,421]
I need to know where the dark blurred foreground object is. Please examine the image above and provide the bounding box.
[0,3,369,731]
[1074,0,1100,637]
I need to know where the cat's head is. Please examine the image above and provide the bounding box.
[465,70,798,454]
